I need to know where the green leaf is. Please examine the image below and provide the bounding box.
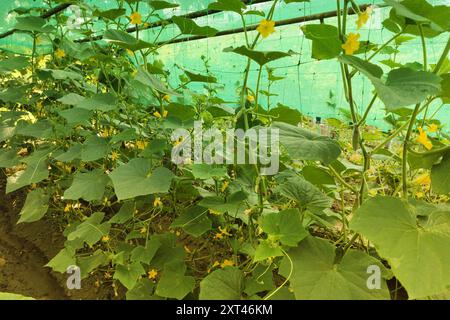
[64,170,110,202]
[268,104,304,125]
[46,247,76,273]
[126,279,156,300]
[224,46,292,66]
[244,264,275,296]
[131,238,161,264]
[431,151,450,194]
[0,56,29,73]
[148,1,179,10]
[302,165,335,186]
[280,236,391,299]
[104,29,154,51]
[15,16,54,33]
[18,188,49,223]
[184,70,217,83]
[273,122,341,164]
[260,209,308,246]
[172,16,218,37]
[156,269,195,300]
[109,159,174,200]
[76,93,118,112]
[199,191,248,216]
[134,67,179,96]
[77,250,109,279]
[109,201,135,224]
[0,149,20,168]
[93,8,126,20]
[377,68,441,110]
[199,267,243,300]
[81,136,110,162]
[338,55,441,110]
[301,24,341,60]
[191,164,227,179]
[58,93,85,105]
[114,262,146,290]
[0,292,35,300]
[58,108,93,126]
[275,177,332,212]
[171,206,212,237]
[254,240,283,262]
[6,159,48,193]
[208,0,246,14]
[67,212,111,247]
[55,144,82,162]
[350,196,450,299]
[43,69,83,81]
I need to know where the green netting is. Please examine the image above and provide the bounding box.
[0,0,449,130]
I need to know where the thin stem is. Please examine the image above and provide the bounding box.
[357,93,378,126]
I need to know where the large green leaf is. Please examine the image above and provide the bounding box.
[279,236,391,299]
[109,159,174,200]
[114,262,146,290]
[14,16,54,33]
[104,29,154,51]
[0,56,29,73]
[208,0,246,14]
[0,149,20,168]
[6,159,48,193]
[76,93,118,112]
[172,16,218,37]
[260,208,308,246]
[46,247,76,273]
[272,122,341,164]
[275,177,333,212]
[224,46,292,66]
[134,67,179,96]
[431,151,450,194]
[64,170,110,201]
[0,292,35,300]
[338,55,441,110]
[148,1,179,10]
[18,188,49,223]
[301,24,341,60]
[155,267,195,300]
[350,196,450,299]
[199,267,243,300]
[81,136,110,162]
[67,212,111,247]
[171,206,212,237]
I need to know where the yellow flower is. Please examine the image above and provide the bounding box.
[209,209,221,215]
[356,7,373,29]
[163,94,171,102]
[55,48,66,59]
[349,153,362,164]
[153,197,163,207]
[212,261,220,268]
[110,151,120,161]
[247,95,255,103]
[64,203,72,212]
[368,189,377,197]
[148,269,158,280]
[257,19,276,39]
[427,123,439,133]
[218,226,231,236]
[154,111,162,118]
[140,227,147,234]
[342,33,360,55]
[163,110,168,118]
[415,191,425,199]
[214,232,223,240]
[136,140,147,150]
[413,173,431,186]
[130,12,142,25]
[416,127,433,150]
[221,180,229,193]
[102,235,110,242]
[221,259,234,268]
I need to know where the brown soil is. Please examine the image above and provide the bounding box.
[0,172,112,300]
